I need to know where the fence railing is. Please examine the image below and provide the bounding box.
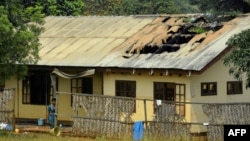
[0,88,15,131]
[56,92,250,141]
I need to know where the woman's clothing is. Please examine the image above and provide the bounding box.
[48,104,56,129]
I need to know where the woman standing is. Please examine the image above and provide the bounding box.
[47,98,56,129]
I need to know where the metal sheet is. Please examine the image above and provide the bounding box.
[38,16,154,66]
[97,15,250,71]
[37,15,250,71]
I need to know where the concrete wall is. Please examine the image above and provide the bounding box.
[5,72,103,121]
[5,59,250,131]
[103,71,191,122]
[190,59,250,133]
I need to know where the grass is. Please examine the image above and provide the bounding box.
[0,130,207,141]
[0,130,95,141]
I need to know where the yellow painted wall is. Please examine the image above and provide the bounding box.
[4,72,103,122]
[103,71,191,122]
[5,60,249,133]
[190,59,250,133]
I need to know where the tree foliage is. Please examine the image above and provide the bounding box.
[174,0,200,14]
[190,0,250,14]
[83,0,180,15]
[83,0,122,15]
[0,0,44,85]
[223,29,250,89]
[23,0,84,16]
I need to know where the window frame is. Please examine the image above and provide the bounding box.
[22,71,56,105]
[153,82,186,116]
[201,82,217,96]
[115,80,136,98]
[71,77,93,106]
[227,81,243,95]
[71,78,83,94]
[115,80,136,112]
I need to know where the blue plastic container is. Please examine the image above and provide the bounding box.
[38,118,44,126]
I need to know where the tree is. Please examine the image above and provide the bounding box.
[137,0,179,14]
[111,0,179,16]
[174,0,200,13]
[83,0,122,15]
[112,0,141,15]
[223,29,250,89]
[23,0,84,16]
[189,0,250,14]
[0,0,44,86]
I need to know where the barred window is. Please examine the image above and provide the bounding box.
[115,80,136,98]
[201,82,217,96]
[115,80,136,112]
[227,81,242,95]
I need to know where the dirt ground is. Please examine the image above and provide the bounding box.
[14,124,97,141]
[13,124,135,141]
[15,123,72,136]
[14,124,207,141]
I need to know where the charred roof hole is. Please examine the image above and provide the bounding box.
[165,35,193,45]
[180,25,195,34]
[166,36,173,43]
[162,17,171,23]
[155,44,180,54]
[140,45,159,54]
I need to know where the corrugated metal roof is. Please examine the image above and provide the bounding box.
[38,16,155,66]
[38,14,250,71]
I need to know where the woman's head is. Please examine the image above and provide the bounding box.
[51,98,56,105]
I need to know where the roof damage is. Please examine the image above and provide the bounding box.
[122,15,226,57]
[37,14,250,72]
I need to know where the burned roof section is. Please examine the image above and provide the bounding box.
[37,14,250,71]
[122,15,230,58]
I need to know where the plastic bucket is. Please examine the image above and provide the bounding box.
[50,126,61,136]
[38,118,44,126]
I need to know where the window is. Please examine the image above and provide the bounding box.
[227,81,242,94]
[154,82,175,101]
[201,82,217,96]
[71,78,83,93]
[115,80,136,98]
[22,71,55,105]
[71,77,93,94]
[154,82,185,116]
[115,80,136,112]
[71,77,93,105]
